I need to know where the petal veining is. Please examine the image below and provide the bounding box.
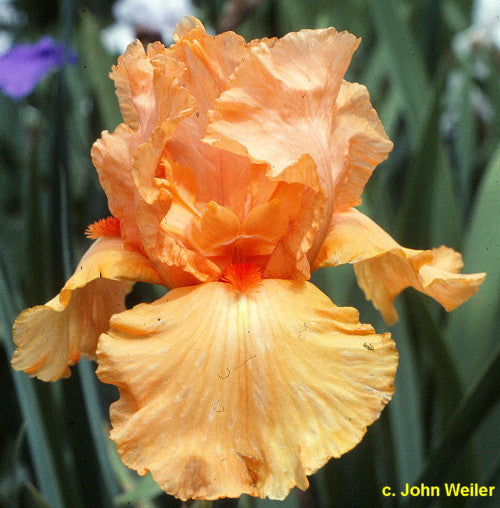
[97,280,397,500]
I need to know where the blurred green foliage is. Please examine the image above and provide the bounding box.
[1,0,498,507]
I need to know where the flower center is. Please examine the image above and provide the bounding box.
[219,262,263,293]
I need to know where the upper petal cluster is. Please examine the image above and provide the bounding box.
[92,17,393,284]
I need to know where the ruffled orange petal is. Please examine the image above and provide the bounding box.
[264,154,326,279]
[313,208,399,268]
[93,43,194,250]
[240,200,290,257]
[110,40,157,132]
[166,18,258,218]
[135,199,220,286]
[11,238,162,381]
[91,124,143,248]
[129,124,221,286]
[110,40,193,136]
[97,279,397,500]
[330,81,393,210]
[205,28,359,181]
[355,246,486,325]
[314,208,486,324]
[204,27,360,257]
[169,16,246,135]
[148,51,195,132]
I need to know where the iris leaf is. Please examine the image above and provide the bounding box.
[78,11,121,131]
[410,344,500,491]
[397,71,461,250]
[113,474,162,505]
[386,311,425,489]
[369,0,430,139]
[445,146,500,384]
[0,258,64,508]
[77,360,121,502]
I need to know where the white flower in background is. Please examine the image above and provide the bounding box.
[453,0,500,58]
[442,0,498,135]
[0,32,12,55]
[471,0,500,49]
[0,0,20,55]
[0,0,18,26]
[102,0,195,54]
[101,23,136,55]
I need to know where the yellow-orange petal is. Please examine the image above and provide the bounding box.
[264,154,326,279]
[169,16,246,135]
[205,28,357,217]
[240,200,290,257]
[355,245,486,325]
[111,38,194,137]
[11,238,163,381]
[173,15,205,41]
[242,200,287,242]
[94,43,193,249]
[59,237,163,303]
[166,17,256,220]
[205,28,359,181]
[204,28,363,264]
[149,52,195,131]
[315,208,486,324]
[128,123,231,285]
[96,280,397,500]
[135,199,220,286]
[12,279,127,382]
[313,208,399,268]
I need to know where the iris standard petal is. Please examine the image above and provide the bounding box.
[330,81,394,210]
[91,124,143,249]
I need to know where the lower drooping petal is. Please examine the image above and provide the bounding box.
[96,279,397,500]
[12,238,163,381]
[12,279,127,382]
[313,208,486,324]
[354,245,486,325]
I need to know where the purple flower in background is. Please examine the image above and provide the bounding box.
[0,36,77,99]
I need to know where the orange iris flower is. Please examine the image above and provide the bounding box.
[12,17,485,501]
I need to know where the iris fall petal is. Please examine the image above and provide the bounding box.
[314,208,486,324]
[97,280,397,500]
[354,245,486,325]
[12,238,162,381]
